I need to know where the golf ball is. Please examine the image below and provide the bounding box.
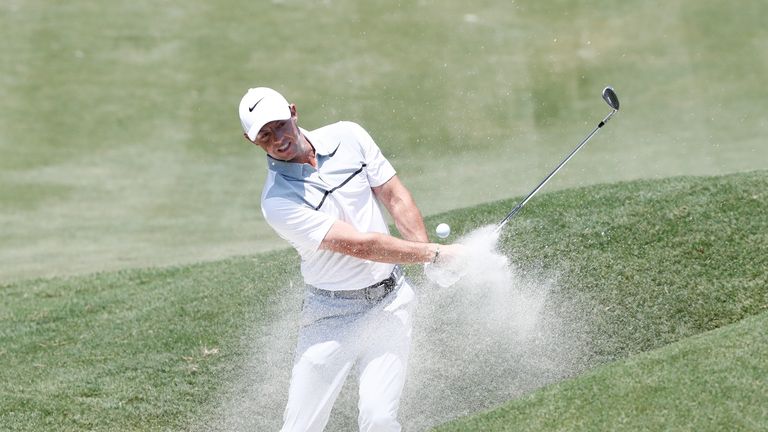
[436,223,451,239]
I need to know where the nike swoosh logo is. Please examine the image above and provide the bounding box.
[248,97,265,112]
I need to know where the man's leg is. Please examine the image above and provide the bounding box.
[280,340,354,432]
[281,292,363,432]
[357,281,416,432]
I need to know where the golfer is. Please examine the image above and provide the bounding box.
[238,87,463,432]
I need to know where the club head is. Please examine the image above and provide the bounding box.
[602,86,620,110]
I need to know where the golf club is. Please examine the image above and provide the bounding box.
[495,86,620,232]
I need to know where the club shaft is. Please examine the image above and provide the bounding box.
[496,109,617,232]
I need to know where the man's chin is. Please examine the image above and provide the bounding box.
[270,150,292,161]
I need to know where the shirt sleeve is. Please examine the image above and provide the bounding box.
[261,196,335,253]
[346,122,396,187]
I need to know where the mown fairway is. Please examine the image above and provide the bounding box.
[2,1,767,281]
[2,171,766,431]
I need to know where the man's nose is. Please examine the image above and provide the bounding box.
[273,127,289,144]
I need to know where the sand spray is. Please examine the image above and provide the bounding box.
[200,225,594,431]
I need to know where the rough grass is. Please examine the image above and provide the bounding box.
[433,311,768,432]
[0,251,299,431]
[1,171,766,431]
[429,170,768,431]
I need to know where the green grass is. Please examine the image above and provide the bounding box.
[500,172,767,361]
[1,171,766,431]
[2,0,768,281]
[0,251,299,431]
[433,311,768,432]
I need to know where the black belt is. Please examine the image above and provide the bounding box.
[308,266,403,302]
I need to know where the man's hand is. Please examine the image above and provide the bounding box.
[424,243,468,287]
[433,243,467,265]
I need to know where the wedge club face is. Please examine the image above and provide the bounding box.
[602,86,620,110]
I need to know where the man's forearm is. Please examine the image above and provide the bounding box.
[390,195,429,243]
[359,232,436,263]
[321,223,438,264]
[375,177,429,243]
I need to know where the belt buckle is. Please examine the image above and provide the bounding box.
[364,287,378,303]
[364,270,399,303]
[364,281,389,303]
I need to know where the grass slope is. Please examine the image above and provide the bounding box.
[0,251,299,431]
[1,171,766,431]
[445,171,767,361]
[433,311,768,432]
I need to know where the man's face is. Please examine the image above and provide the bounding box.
[250,104,302,161]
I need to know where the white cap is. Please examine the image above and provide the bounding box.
[238,87,291,141]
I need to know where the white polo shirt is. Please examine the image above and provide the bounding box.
[260,121,397,291]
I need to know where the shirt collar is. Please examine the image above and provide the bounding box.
[266,127,340,178]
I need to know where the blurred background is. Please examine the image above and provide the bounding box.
[2,0,766,281]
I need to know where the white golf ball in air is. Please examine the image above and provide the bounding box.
[435,223,451,239]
